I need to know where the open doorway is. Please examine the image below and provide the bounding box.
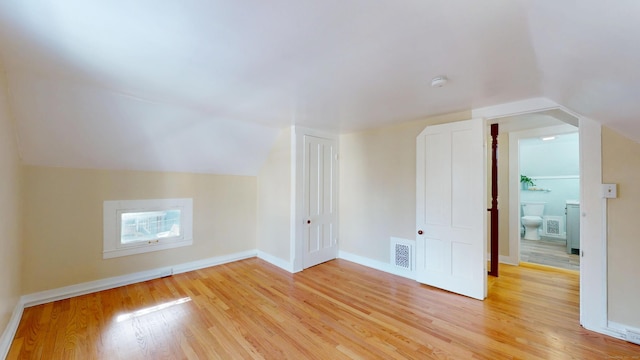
[487,109,580,271]
[476,99,607,334]
[517,129,580,271]
[502,111,580,272]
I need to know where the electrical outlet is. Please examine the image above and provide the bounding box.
[602,183,617,198]
[625,329,640,345]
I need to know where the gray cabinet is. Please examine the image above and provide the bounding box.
[566,202,580,254]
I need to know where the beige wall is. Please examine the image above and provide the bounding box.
[339,111,471,262]
[602,126,640,328]
[0,70,23,335]
[22,166,257,294]
[257,127,292,262]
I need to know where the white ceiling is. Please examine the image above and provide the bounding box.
[0,1,638,175]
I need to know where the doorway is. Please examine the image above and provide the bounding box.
[475,99,607,334]
[505,116,580,271]
[517,130,580,271]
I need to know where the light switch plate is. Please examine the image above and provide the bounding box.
[602,183,617,198]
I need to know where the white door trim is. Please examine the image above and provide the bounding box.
[473,99,607,335]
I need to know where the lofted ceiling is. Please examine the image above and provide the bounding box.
[0,1,638,175]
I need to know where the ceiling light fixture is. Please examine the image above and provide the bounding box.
[431,76,448,88]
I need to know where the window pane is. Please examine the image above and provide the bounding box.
[120,209,181,244]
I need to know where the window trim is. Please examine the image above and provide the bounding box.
[103,198,193,259]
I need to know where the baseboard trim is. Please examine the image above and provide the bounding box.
[22,250,258,308]
[339,250,416,280]
[607,321,640,344]
[499,255,518,266]
[0,300,24,360]
[257,250,294,273]
[172,250,257,275]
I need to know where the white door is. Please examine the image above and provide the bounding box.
[416,118,487,300]
[303,134,338,268]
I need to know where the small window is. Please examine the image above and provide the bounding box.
[104,198,193,259]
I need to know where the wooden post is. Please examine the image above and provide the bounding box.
[489,123,499,277]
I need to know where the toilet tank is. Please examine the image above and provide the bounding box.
[522,202,545,216]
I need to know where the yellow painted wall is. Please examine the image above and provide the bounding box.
[339,111,471,262]
[602,126,640,328]
[22,166,257,294]
[257,127,292,262]
[0,70,23,335]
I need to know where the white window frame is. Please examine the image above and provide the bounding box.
[103,198,193,259]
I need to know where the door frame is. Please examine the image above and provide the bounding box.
[291,126,339,272]
[473,97,608,336]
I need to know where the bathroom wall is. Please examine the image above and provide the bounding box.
[519,132,580,234]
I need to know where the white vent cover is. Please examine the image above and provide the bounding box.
[390,237,414,271]
[543,216,565,237]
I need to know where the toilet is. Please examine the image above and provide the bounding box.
[521,202,545,240]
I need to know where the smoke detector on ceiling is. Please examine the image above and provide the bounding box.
[431,76,448,88]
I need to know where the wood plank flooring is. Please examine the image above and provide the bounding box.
[8,258,640,359]
[520,237,580,271]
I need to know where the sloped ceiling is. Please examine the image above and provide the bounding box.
[0,1,638,175]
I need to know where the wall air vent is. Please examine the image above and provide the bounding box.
[543,216,565,238]
[390,237,414,271]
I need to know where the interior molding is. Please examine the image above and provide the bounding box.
[257,250,294,273]
[0,301,24,360]
[21,250,257,308]
[607,321,640,344]
[499,254,518,266]
[339,250,416,280]
[472,98,561,120]
[172,250,257,275]
[578,118,607,332]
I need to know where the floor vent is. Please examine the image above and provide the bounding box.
[543,216,565,237]
[390,237,414,271]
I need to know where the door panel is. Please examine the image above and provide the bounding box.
[416,118,486,300]
[303,135,338,268]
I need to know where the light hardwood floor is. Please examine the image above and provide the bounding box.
[8,258,639,359]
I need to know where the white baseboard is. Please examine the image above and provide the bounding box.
[339,250,416,280]
[22,250,257,308]
[172,250,256,275]
[487,252,519,266]
[607,321,640,345]
[257,250,294,273]
[0,300,24,360]
[499,254,518,266]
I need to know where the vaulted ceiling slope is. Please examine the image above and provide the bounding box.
[0,1,638,175]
